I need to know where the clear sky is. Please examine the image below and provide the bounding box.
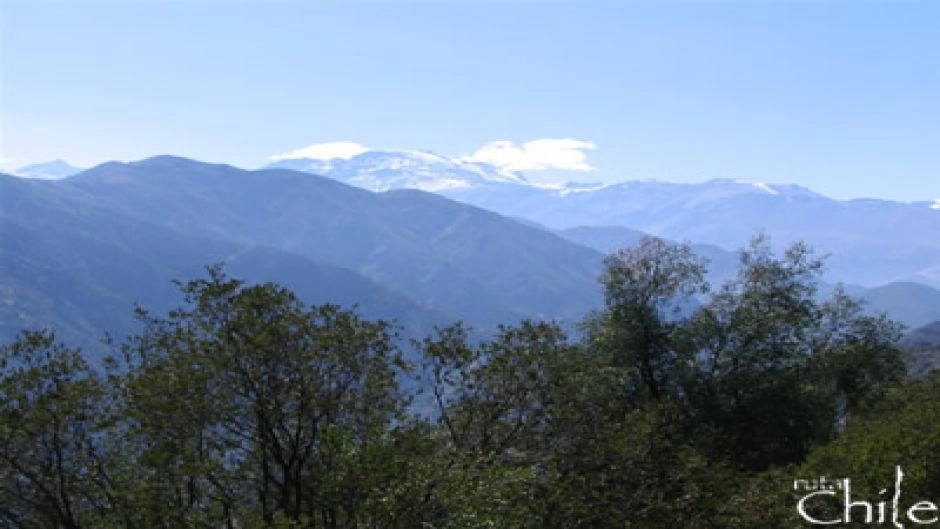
[2,0,938,202]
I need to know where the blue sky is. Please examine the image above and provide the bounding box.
[2,0,938,201]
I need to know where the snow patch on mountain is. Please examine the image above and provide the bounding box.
[267,149,531,192]
[554,182,608,196]
[734,179,779,195]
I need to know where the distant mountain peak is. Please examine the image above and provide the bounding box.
[266,148,529,192]
[14,159,84,180]
[932,199,940,210]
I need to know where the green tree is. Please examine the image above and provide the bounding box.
[0,241,910,528]
[117,266,412,527]
[0,331,113,528]
[416,321,572,528]
[681,236,904,470]
[584,236,708,403]
[802,371,940,511]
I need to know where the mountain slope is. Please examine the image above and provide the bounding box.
[471,185,940,288]
[900,320,940,350]
[899,320,940,378]
[859,282,940,331]
[63,156,606,327]
[0,174,449,355]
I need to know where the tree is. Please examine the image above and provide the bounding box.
[681,235,904,470]
[416,321,572,528]
[585,236,708,403]
[117,266,412,527]
[0,244,909,528]
[0,331,113,529]
[802,371,940,508]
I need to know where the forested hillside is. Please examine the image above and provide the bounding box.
[2,236,925,528]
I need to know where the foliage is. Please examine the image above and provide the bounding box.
[0,331,112,528]
[0,235,912,528]
[584,237,707,403]
[802,371,940,503]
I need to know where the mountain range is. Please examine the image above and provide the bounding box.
[2,156,609,354]
[3,153,940,356]
[271,150,940,288]
[0,172,452,355]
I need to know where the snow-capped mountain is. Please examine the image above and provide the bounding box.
[266,149,812,202]
[266,149,825,225]
[14,160,84,180]
[269,148,940,289]
[267,150,528,193]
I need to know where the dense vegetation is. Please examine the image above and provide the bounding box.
[2,236,927,528]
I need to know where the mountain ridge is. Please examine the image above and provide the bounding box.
[0,171,450,354]
[7,154,940,349]
[271,149,940,288]
[59,156,607,328]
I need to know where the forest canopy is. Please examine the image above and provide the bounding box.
[0,237,923,528]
